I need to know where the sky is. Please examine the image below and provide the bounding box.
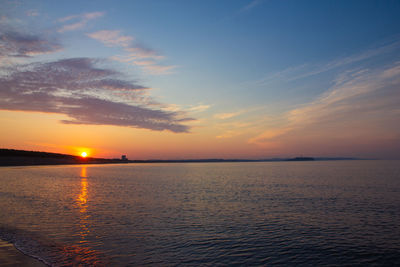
[1,0,400,159]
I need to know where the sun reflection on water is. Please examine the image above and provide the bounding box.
[77,166,89,241]
[80,166,87,178]
[70,166,107,265]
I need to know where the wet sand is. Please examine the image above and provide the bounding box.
[0,239,46,267]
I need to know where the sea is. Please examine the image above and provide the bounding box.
[0,160,399,266]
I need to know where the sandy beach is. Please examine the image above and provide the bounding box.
[0,239,46,267]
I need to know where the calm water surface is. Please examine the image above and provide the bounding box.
[1,161,400,266]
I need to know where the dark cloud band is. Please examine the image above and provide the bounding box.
[0,31,192,133]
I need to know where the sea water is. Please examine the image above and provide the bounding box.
[0,161,399,266]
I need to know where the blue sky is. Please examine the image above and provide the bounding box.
[1,0,400,159]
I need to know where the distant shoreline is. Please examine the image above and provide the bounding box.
[0,148,363,167]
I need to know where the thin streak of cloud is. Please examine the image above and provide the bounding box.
[87,30,133,47]
[88,29,174,75]
[214,111,242,120]
[132,60,157,66]
[248,63,400,152]
[213,106,264,120]
[58,15,78,23]
[83,12,104,20]
[58,12,104,33]
[125,46,165,60]
[252,38,400,86]
[215,121,256,139]
[220,0,265,23]
[216,130,241,139]
[187,104,211,113]
[142,64,176,75]
[59,22,87,32]
[240,0,264,13]
[163,103,210,113]
[26,10,39,17]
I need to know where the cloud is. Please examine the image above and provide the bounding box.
[0,57,192,132]
[162,103,210,114]
[216,130,240,139]
[26,10,39,17]
[240,0,264,13]
[88,30,174,75]
[0,15,192,133]
[248,62,400,157]
[142,64,176,75]
[0,31,61,60]
[83,12,104,20]
[87,30,133,47]
[124,46,165,60]
[214,111,242,120]
[58,12,104,33]
[215,121,255,139]
[252,39,400,86]
[248,127,291,144]
[187,104,211,113]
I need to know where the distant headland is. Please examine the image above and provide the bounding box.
[286,157,315,161]
[0,148,359,167]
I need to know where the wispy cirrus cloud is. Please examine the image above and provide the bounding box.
[220,0,265,23]
[88,29,175,75]
[252,38,400,86]
[58,12,104,33]
[214,111,242,120]
[187,104,211,113]
[240,0,264,13]
[124,46,165,60]
[141,64,176,75]
[213,106,265,120]
[248,62,400,157]
[26,10,39,17]
[87,30,133,47]
[216,130,240,139]
[163,103,210,114]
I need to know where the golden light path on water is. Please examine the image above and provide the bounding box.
[66,166,105,265]
[78,166,89,242]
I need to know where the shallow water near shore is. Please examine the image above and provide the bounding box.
[0,239,46,267]
[1,161,400,266]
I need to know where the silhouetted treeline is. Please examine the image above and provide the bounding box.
[0,148,80,159]
[0,148,124,166]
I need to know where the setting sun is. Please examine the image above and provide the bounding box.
[0,1,400,266]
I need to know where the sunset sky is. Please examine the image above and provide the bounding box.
[1,0,400,159]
